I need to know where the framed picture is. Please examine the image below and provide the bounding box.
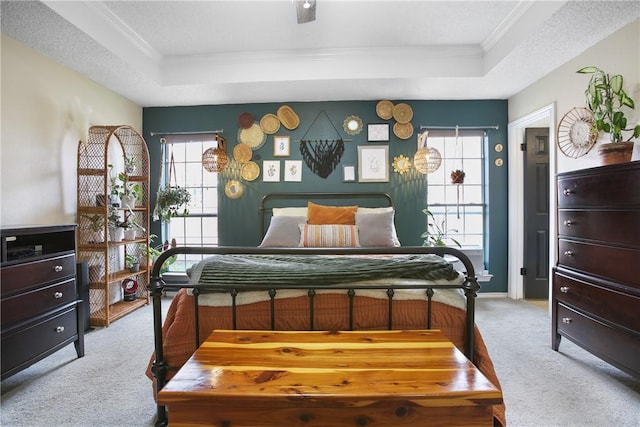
[262,160,280,182]
[284,160,303,182]
[367,123,390,142]
[273,136,290,157]
[358,145,389,182]
[343,165,356,182]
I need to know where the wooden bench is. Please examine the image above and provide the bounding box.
[158,329,502,426]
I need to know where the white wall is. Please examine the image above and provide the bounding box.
[509,19,640,173]
[0,34,142,227]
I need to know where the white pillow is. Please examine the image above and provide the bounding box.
[259,216,307,247]
[273,207,308,217]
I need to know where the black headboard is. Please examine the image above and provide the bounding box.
[259,192,393,236]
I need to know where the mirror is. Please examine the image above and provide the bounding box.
[343,115,363,135]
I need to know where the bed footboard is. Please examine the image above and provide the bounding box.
[149,246,480,427]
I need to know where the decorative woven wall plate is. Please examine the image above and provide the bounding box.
[277,105,300,130]
[233,143,253,163]
[238,123,266,149]
[260,113,281,134]
[224,180,244,199]
[376,100,394,120]
[393,103,413,124]
[238,112,254,129]
[241,161,260,181]
[557,107,597,158]
[393,122,414,140]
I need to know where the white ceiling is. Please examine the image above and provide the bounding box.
[2,1,639,107]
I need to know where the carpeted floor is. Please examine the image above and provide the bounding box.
[1,297,638,426]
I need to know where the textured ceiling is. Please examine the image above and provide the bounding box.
[2,1,639,107]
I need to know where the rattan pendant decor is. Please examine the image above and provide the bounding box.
[202,135,228,173]
[414,131,441,174]
[450,127,465,218]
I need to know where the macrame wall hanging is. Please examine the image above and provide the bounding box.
[298,109,345,178]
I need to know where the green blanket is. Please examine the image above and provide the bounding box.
[191,254,459,288]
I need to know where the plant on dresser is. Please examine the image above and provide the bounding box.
[577,66,640,164]
[553,162,640,378]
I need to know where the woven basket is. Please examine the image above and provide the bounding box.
[376,100,394,120]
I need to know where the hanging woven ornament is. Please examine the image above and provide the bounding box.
[414,131,441,174]
[450,126,466,218]
[298,109,346,178]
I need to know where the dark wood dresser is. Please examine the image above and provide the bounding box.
[552,161,640,378]
[1,225,85,380]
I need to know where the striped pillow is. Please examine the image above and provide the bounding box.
[299,224,360,247]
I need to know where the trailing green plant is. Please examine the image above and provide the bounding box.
[125,254,139,268]
[118,172,142,202]
[421,209,461,248]
[155,186,191,221]
[147,234,177,273]
[577,66,640,143]
[81,214,104,231]
[107,208,122,229]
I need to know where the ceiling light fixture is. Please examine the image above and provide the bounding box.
[295,0,316,24]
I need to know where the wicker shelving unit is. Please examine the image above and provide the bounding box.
[76,125,150,327]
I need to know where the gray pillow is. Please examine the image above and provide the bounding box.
[355,210,400,247]
[259,216,307,247]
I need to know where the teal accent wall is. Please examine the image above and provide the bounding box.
[143,99,508,293]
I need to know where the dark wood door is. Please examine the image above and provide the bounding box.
[523,128,550,299]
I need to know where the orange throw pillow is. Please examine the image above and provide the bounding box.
[307,201,358,225]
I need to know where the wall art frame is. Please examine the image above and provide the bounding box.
[273,135,290,157]
[367,123,390,142]
[358,145,389,182]
[284,160,303,182]
[262,160,281,182]
[343,164,356,182]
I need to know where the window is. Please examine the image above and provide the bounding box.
[160,135,220,272]
[424,130,485,250]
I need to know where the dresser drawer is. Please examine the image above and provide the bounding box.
[558,239,640,287]
[558,210,640,246]
[1,305,79,377]
[557,165,640,208]
[1,278,77,326]
[1,254,75,297]
[554,272,639,333]
[556,303,640,376]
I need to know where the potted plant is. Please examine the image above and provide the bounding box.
[155,186,191,221]
[118,172,142,209]
[81,214,105,243]
[121,218,138,240]
[124,155,137,174]
[107,208,124,242]
[577,66,640,164]
[125,254,140,272]
[421,209,461,248]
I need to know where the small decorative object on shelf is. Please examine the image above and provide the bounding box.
[577,66,640,164]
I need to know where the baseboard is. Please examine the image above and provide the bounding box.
[476,292,508,299]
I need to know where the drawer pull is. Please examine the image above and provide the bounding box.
[563,251,573,257]
[562,317,572,324]
[54,291,63,299]
[560,286,569,293]
[55,326,65,333]
[54,265,63,272]
[562,189,574,196]
[563,220,573,227]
